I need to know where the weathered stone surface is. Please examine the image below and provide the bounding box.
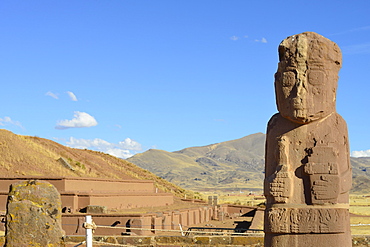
[266,207,349,233]
[5,180,64,247]
[264,32,352,246]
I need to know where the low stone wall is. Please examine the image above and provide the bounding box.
[0,204,256,236]
[61,205,218,236]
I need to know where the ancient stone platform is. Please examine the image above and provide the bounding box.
[0,177,174,212]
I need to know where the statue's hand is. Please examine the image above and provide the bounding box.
[266,169,292,203]
[311,175,339,202]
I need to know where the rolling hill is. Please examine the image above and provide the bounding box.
[127,133,370,194]
[0,129,187,197]
[128,133,266,192]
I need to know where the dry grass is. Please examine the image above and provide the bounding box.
[202,193,370,236]
[201,192,265,206]
[350,216,370,235]
[0,129,191,198]
[350,195,370,216]
[347,195,370,235]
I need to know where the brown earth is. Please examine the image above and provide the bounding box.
[0,129,189,198]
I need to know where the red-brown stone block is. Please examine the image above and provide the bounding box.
[264,32,352,247]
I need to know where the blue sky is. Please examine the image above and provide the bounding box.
[1,1,369,158]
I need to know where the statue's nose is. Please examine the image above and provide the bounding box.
[291,81,306,108]
[296,81,306,97]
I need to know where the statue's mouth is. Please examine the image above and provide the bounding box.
[290,97,305,110]
[293,105,304,110]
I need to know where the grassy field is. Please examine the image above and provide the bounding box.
[202,191,265,206]
[202,192,370,235]
[349,195,370,235]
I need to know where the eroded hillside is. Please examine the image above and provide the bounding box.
[0,129,187,197]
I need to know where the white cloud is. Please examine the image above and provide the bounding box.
[230,36,239,41]
[0,116,24,129]
[67,91,78,101]
[106,148,133,159]
[46,91,59,99]
[351,150,370,157]
[52,137,66,142]
[119,138,142,151]
[67,137,111,149]
[0,116,11,125]
[255,37,268,43]
[55,111,98,129]
[66,137,142,159]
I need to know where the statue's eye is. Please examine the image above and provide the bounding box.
[308,70,325,85]
[282,72,295,87]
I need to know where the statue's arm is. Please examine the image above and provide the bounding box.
[264,114,292,203]
[338,115,352,194]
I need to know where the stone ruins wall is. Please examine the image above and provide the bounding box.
[0,177,174,212]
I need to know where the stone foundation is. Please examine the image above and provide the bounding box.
[0,177,174,212]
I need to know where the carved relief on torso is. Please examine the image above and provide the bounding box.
[265,113,351,205]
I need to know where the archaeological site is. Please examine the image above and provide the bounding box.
[1,32,369,247]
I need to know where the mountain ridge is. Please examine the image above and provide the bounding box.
[128,133,370,194]
[128,133,266,191]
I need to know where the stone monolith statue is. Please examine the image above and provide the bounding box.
[264,32,352,247]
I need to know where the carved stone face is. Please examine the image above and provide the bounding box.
[274,32,342,124]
